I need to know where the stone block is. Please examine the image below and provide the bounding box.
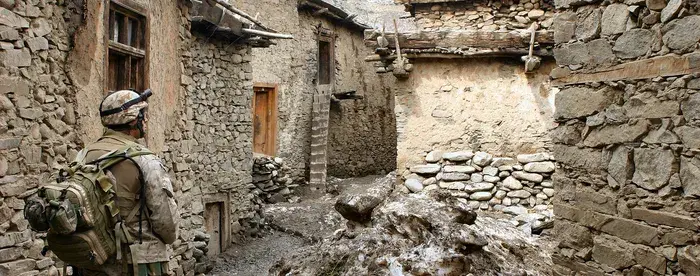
[662,16,700,51]
[0,246,22,262]
[25,36,47,52]
[630,208,697,230]
[608,146,633,188]
[425,150,443,163]
[517,153,550,163]
[440,172,470,181]
[676,126,700,149]
[660,0,683,23]
[599,216,660,246]
[632,148,674,191]
[524,161,555,173]
[678,245,700,275]
[0,48,30,67]
[507,190,531,198]
[586,39,615,67]
[0,7,29,28]
[410,164,441,174]
[680,156,700,197]
[601,4,629,36]
[576,7,601,41]
[643,119,680,144]
[554,219,593,249]
[442,165,475,174]
[583,120,650,147]
[554,87,621,120]
[592,235,635,269]
[661,229,694,245]
[511,171,543,183]
[553,42,589,66]
[681,93,700,121]
[0,229,31,248]
[404,179,423,193]
[551,123,582,145]
[503,177,523,190]
[575,186,617,215]
[441,151,473,162]
[18,108,43,120]
[464,182,494,193]
[0,26,19,41]
[646,0,666,10]
[491,157,517,167]
[552,254,606,276]
[31,18,51,37]
[613,29,654,59]
[0,259,36,275]
[633,246,666,274]
[0,137,20,150]
[625,93,680,119]
[472,152,492,166]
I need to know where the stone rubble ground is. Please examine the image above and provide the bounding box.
[211,174,556,275]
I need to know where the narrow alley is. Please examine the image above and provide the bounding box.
[0,0,698,275]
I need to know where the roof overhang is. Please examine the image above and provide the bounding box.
[298,0,372,30]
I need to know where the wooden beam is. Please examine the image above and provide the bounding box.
[364,48,553,61]
[552,53,700,86]
[364,29,555,49]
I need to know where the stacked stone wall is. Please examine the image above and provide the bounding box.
[413,0,555,32]
[552,0,700,274]
[401,151,556,211]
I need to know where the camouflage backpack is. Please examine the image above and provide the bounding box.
[24,145,153,269]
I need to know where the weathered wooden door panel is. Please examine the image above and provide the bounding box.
[205,202,222,256]
[253,85,277,155]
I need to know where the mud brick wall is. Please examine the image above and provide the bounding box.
[413,0,555,32]
[551,0,700,274]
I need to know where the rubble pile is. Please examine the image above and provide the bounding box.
[250,156,299,204]
[271,174,554,275]
[402,151,556,211]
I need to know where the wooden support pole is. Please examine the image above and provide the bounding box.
[210,0,278,33]
[364,29,554,49]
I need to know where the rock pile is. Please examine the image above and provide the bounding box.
[271,185,555,275]
[402,150,556,211]
[250,156,299,204]
[414,0,555,32]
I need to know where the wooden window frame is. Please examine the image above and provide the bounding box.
[317,30,335,86]
[252,83,278,156]
[103,0,149,94]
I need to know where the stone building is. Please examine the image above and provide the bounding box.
[364,0,560,209]
[0,0,290,275]
[230,0,398,187]
[550,0,700,274]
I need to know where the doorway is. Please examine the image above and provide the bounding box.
[205,202,223,256]
[253,84,278,155]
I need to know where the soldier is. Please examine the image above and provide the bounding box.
[75,89,179,276]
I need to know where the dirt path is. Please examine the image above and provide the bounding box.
[209,175,387,275]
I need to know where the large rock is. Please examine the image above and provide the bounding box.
[553,42,589,66]
[576,8,601,41]
[470,191,493,201]
[633,246,667,274]
[507,190,531,199]
[632,148,674,191]
[0,259,35,276]
[601,4,629,36]
[680,157,700,197]
[425,150,443,163]
[630,208,697,230]
[608,146,633,187]
[503,176,523,190]
[643,119,680,144]
[624,92,680,118]
[442,151,473,162]
[464,182,494,193]
[592,235,635,269]
[491,157,517,167]
[524,162,555,173]
[472,152,493,167]
[660,0,683,23]
[678,245,700,276]
[410,164,441,174]
[334,175,393,223]
[613,29,654,59]
[675,126,700,149]
[440,172,471,181]
[662,16,700,51]
[553,12,576,43]
[583,120,650,147]
[517,153,550,163]
[554,87,621,120]
[587,39,616,67]
[404,179,424,193]
[0,48,31,67]
[0,8,29,28]
[681,93,700,121]
[646,0,666,10]
[443,165,476,174]
[512,171,544,183]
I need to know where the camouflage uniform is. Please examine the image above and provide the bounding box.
[74,91,179,276]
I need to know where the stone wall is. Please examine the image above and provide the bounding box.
[0,1,257,275]
[230,0,397,180]
[401,151,556,211]
[551,0,700,275]
[394,58,557,176]
[413,0,555,32]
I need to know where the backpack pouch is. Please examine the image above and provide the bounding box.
[47,199,78,235]
[47,229,111,269]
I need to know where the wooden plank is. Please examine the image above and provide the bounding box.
[364,29,554,49]
[108,40,145,58]
[364,48,553,61]
[552,53,700,86]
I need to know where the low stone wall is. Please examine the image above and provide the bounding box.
[400,150,555,211]
[413,0,555,32]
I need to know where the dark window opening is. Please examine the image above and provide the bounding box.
[318,40,332,85]
[107,2,146,93]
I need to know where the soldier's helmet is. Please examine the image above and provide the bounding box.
[99,90,150,126]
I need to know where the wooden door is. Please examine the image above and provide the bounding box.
[253,85,277,155]
[205,202,222,256]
